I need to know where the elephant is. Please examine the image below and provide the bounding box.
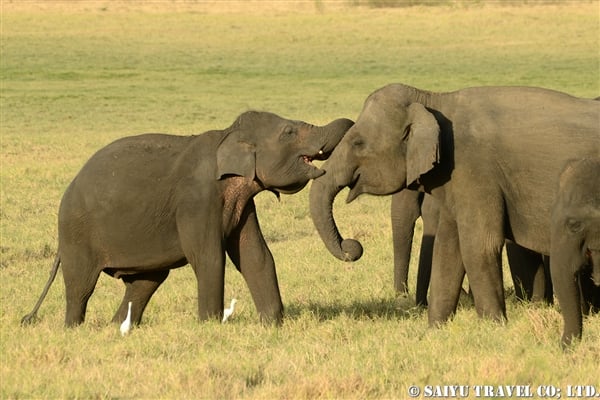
[550,157,600,346]
[21,111,354,328]
[391,190,552,306]
[309,83,599,331]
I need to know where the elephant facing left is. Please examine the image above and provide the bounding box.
[21,111,354,328]
[551,157,600,346]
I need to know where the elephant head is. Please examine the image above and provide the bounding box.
[550,157,600,346]
[309,84,440,261]
[217,111,354,194]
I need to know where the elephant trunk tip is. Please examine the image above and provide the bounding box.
[341,239,364,261]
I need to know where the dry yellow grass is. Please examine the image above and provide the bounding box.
[3,0,343,13]
[2,2,599,398]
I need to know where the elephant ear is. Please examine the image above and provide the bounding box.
[216,131,256,180]
[405,102,440,185]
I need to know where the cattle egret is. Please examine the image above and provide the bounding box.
[120,301,132,336]
[222,298,237,323]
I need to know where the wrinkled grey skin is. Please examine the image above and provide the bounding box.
[22,111,353,327]
[310,83,599,329]
[391,190,552,306]
[550,158,600,347]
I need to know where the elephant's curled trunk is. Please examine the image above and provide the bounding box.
[317,118,355,157]
[309,175,363,262]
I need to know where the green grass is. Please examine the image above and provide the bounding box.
[2,2,599,398]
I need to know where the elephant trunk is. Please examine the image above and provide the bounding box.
[314,118,355,159]
[309,170,363,262]
[550,253,583,348]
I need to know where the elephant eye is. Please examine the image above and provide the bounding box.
[352,137,365,148]
[280,126,297,140]
[566,218,584,233]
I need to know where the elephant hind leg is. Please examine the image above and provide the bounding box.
[62,255,102,327]
[111,270,170,325]
[415,195,439,306]
[416,234,434,307]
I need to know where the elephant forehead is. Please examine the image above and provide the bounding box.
[365,93,396,112]
[560,159,600,186]
[361,100,407,127]
[237,110,280,126]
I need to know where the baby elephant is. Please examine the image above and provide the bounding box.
[550,157,600,347]
[22,111,353,327]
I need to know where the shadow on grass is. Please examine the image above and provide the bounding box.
[282,288,486,322]
[284,295,425,322]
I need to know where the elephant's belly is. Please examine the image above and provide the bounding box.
[97,233,186,273]
[103,257,188,279]
[504,215,550,256]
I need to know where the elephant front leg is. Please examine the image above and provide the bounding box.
[428,211,465,326]
[112,270,170,325]
[416,234,435,307]
[391,190,423,294]
[193,253,225,321]
[178,220,226,322]
[226,201,283,325]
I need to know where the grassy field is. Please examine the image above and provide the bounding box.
[2,1,600,398]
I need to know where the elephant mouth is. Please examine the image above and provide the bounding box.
[302,148,327,165]
[586,248,600,286]
[275,151,327,195]
[346,171,363,203]
[302,155,316,165]
[299,148,328,177]
[300,154,322,175]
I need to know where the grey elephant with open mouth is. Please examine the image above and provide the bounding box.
[22,111,353,328]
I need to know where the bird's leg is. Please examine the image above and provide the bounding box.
[112,270,170,324]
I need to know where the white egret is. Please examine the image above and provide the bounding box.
[120,301,132,336]
[222,298,237,323]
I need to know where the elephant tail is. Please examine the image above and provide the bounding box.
[21,255,61,325]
